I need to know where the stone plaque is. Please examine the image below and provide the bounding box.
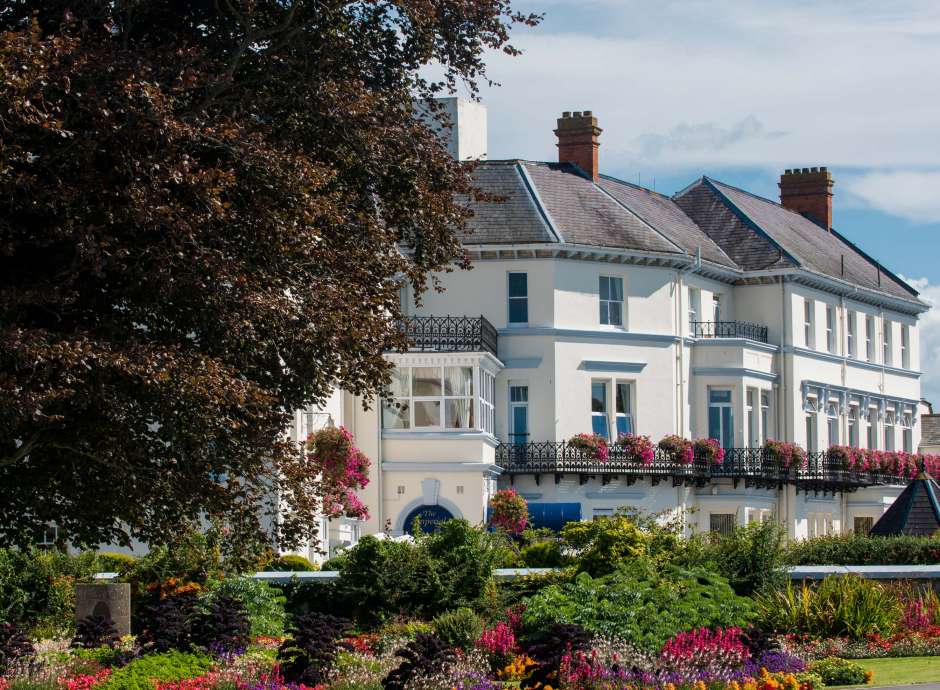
[75,583,131,637]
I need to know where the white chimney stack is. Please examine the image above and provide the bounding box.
[418,97,488,161]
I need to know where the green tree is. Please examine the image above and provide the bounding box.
[0,0,539,549]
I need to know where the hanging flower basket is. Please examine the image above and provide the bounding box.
[567,433,609,462]
[615,433,656,465]
[658,435,694,465]
[764,439,806,470]
[693,438,725,465]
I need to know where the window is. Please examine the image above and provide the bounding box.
[853,516,873,535]
[36,524,57,547]
[826,305,836,353]
[747,508,772,524]
[901,408,914,453]
[746,389,758,447]
[760,391,771,444]
[688,287,701,335]
[456,485,464,495]
[593,508,615,518]
[382,365,475,430]
[480,370,495,435]
[805,411,818,452]
[599,276,624,326]
[847,312,857,358]
[397,485,406,495]
[866,315,875,361]
[508,272,528,325]
[299,405,331,440]
[803,299,815,348]
[808,512,832,538]
[713,294,722,323]
[848,405,859,447]
[509,385,529,444]
[710,513,735,535]
[867,407,878,449]
[884,409,896,451]
[883,319,893,366]
[591,381,609,439]
[708,389,734,450]
[827,401,840,447]
[615,382,633,437]
[901,325,910,369]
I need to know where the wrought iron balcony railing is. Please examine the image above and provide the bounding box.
[395,315,498,357]
[691,320,769,344]
[496,442,911,492]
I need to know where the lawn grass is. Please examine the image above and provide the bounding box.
[838,657,940,687]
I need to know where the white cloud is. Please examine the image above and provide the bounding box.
[902,276,940,406]
[844,171,940,223]
[469,1,940,173]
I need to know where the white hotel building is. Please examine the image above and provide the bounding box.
[296,102,929,558]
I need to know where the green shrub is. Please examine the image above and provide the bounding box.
[96,553,138,575]
[756,575,902,639]
[808,657,869,686]
[0,547,100,638]
[520,541,566,568]
[331,522,507,627]
[266,554,318,572]
[786,533,940,565]
[560,515,647,576]
[710,521,786,596]
[422,520,506,608]
[332,536,445,626]
[521,557,752,651]
[100,651,213,690]
[199,577,287,636]
[431,607,484,650]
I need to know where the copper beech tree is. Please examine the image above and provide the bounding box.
[0,0,539,549]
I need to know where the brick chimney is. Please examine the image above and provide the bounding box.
[555,111,602,182]
[779,167,834,229]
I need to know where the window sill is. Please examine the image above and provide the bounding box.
[381,430,499,446]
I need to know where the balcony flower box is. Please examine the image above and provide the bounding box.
[615,433,656,465]
[764,439,807,470]
[658,435,694,465]
[694,438,725,465]
[568,433,609,462]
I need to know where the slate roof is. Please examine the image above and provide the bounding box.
[921,415,940,449]
[683,179,916,300]
[870,472,940,537]
[459,161,922,305]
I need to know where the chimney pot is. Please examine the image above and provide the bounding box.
[779,165,834,230]
[554,110,603,182]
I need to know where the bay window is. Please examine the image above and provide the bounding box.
[383,363,495,433]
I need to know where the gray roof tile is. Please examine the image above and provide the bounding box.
[598,176,737,268]
[705,179,917,299]
[461,162,557,244]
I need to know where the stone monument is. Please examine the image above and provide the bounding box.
[75,583,131,637]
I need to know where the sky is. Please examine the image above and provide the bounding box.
[459,0,940,405]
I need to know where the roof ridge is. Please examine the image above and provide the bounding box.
[515,162,564,243]
[598,173,671,200]
[591,180,686,256]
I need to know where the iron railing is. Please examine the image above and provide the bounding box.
[496,442,911,492]
[395,316,498,357]
[692,320,769,343]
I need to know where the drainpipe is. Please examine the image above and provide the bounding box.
[779,279,791,539]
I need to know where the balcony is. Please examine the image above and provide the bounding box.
[692,320,769,344]
[496,442,909,493]
[395,316,498,357]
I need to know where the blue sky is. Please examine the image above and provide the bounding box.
[461,0,940,404]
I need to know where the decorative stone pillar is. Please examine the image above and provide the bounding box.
[75,583,131,637]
